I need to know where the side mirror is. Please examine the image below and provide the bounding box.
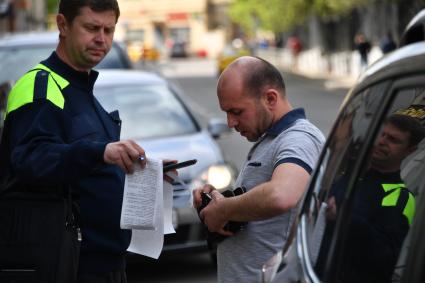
[207,118,231,139]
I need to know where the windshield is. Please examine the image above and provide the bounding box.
[0,44,129,82]
[95,83,198,139]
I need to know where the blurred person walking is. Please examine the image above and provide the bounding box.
[0,0,15,31]
[354,33,371,73]
[0,1,147,282]
[193,56,324,283]
[287,35,302,70]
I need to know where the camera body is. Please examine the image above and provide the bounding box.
[197,187,247,243]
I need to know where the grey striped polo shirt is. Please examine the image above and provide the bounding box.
[217,108,325,283]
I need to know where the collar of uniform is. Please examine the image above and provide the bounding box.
[266,108,306,137]
[41,52,99,91]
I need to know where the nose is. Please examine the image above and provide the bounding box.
[377,133,388,146]
[94,29,106,44]
[227,114,238,128]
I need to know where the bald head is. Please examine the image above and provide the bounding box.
[218,56,286,99]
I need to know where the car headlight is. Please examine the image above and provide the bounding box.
[191,164,236,191]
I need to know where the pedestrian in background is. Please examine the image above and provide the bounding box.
[193,56,325,283]
[354,33,371,73]
[380,31,397,54]
[0,0,147,282]
[287,35,302,70]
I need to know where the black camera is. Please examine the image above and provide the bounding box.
[197,186,247,244]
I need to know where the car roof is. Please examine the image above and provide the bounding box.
[0,31,59,47]
[0,30,123,48]
[95,69,167,87]
[400,9,425,47]
[354,41,425,90]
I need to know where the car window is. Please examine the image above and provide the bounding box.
[97,44,131,69]
[299,82,389,279]
[302,81,425,282]
[95,83,198,140]
[334,86,425,283]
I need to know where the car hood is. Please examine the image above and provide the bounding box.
[135,131,224,181]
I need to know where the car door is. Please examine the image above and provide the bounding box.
[296,74,425,283]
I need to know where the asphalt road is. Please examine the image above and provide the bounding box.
[127,58,348,282]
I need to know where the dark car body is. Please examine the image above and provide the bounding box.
[262,10,425,283]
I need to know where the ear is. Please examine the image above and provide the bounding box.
[263,89,278,109]
[56,14,68,37]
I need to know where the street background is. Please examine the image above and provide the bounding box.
[1,0,424,282]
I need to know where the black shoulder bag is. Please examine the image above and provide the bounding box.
[0,68,81,283]
[0,183,81,283]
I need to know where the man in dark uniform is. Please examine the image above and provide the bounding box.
[0,1,146,282]
[323,114,425,283]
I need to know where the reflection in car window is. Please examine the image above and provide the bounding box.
[337,113,424,283]
[300,82,388,280]
[310,84,425,283]
[96,84,198,140]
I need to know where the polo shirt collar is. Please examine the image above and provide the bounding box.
[266,108,306,136]
[41,52,99,91]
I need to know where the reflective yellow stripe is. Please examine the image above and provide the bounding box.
[6,71,37,115]
[5,64,69,117]
[381,183,405,206]
[403,192,415,226]
[381,183,415,226]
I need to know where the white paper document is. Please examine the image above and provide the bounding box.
[120,158,175,259]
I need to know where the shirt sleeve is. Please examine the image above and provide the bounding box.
[274,126,324,174]
[6,99,106,186]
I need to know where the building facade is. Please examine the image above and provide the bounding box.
[117,0,231,59]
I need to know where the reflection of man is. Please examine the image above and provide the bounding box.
[325,114,425,283]
[193,56,325,283]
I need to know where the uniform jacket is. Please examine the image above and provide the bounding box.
[0,52,130,273]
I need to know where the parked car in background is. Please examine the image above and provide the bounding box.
[93,69,236,258]
[0,31,132,83]
[262,9,425,283]
[170,41,188,58]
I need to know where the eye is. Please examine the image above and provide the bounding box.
[86,25,98,32]
[105,27,115,34]
[230,109,242,116]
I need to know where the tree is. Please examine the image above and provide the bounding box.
[228,0,396,34]
[47,0,58,15]
[228,0,310,34]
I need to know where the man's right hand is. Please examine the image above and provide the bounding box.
[104,140,146,174]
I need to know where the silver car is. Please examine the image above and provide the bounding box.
[93,69,237,255]
[0,31,132,83]
[262,9,425,283]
